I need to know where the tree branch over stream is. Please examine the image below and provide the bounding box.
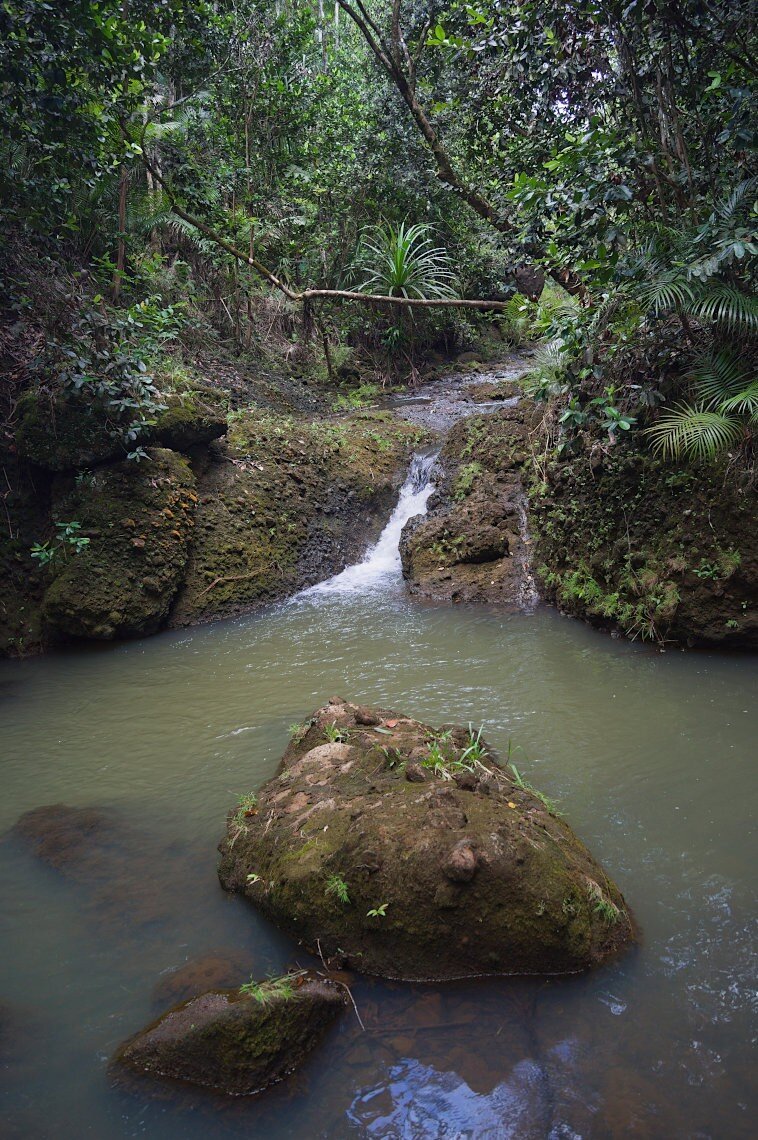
[140,155,519,312]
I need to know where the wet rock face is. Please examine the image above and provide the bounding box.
[531,441,758,648]
[400,405,537,607]
[41,448,196,641]
[218,699,634,982]
[115,974,345,1095]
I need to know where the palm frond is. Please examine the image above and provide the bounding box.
[644,405,742,460]
[690,350,752,407]
[688,285,758,331]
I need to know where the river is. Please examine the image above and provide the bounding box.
[1,427,756,1138]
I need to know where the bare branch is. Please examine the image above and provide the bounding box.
[140,156,515,311]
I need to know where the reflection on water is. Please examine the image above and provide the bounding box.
[1,582,756,1138]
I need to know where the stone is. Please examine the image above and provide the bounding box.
[218,699,634,982]
[115,973,346,1095]
[41,448,196,641]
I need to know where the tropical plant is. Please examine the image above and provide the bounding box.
[354,221,458,300]
[30,520,91,565]
[645,350,757,460]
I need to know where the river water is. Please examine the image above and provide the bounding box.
[1,451,756,1138]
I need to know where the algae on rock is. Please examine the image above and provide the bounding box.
[42,447,196,640]
[218,697,634,982]
[114,973,345,1095]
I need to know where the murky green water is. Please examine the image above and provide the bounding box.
[1,576,756,1137]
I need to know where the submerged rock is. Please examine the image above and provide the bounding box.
[151,951,252,1009]
[115,973,345,1095]
[218,698,634,981]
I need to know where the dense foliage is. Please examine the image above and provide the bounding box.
[1,0,755,457]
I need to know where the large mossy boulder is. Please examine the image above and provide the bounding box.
[218,698,634,982]
[15,388,228,472]
[42,447,196,640]
[114,973,345,1095]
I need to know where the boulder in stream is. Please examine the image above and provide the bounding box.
[115,972,345,1095]
[218,698,634,981]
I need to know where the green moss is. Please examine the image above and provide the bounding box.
[172,408,425,626]
[531,439,756,646]
[42,448,196,641]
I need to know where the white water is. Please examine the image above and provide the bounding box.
[299,450,438,597]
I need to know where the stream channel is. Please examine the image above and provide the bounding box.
[1,366,756,1138]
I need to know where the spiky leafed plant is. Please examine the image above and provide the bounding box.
[354,221,458,300]
[645,350,757,460]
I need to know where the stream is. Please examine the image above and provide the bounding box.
[1,373,756,1138]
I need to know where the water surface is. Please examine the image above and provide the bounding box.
[1,463,756,1138]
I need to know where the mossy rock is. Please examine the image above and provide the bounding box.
[399,406,536,606]
[15,388,227,473]
[170,409,425,627]
[531,438,758,647]
[15,389,126,471]
[151,392,227,452]
[42,448,196,640]
[218,698,634,982]
[114,973,345,1095]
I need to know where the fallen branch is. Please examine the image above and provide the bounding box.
[197,570,261,598]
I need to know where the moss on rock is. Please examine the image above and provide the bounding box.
[218,698,634,982]
[530,440,758,647]
[400,406,536,605]
[14,389,126,471]
[15,386,228,473]
[42,447,196,640]
[114,973,345,1095]
[170,409,425,626]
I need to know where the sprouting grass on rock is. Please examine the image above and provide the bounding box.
[324,873,350,904]
[239,970,305,1005]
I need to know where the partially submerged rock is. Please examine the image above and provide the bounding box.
[218,698,633,981]
[115,972,345,1095]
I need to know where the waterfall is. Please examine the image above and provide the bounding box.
[300,451,438,597]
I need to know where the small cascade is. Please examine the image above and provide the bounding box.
[516,492,540,610]
[300,450,438,597]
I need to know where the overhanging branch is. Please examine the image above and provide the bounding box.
[141,156,516,311]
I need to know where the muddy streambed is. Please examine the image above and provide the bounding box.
[1,374,757,1137]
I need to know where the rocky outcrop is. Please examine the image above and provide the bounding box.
[4,389,424,653]
[218,698,634,982]
[115,973,345,1095]
[42,447,196,640]
[400,405,537,607]
[14,387,227,472]
[169,409,424,627]
[531,439,758,648]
